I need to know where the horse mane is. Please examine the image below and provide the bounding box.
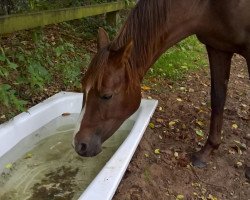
[83,0,171,91]
[111,0,171,76]
[82,47,108,91]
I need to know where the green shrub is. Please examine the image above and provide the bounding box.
[0,29,90,121]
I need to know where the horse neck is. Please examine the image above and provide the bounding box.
[113,0,204,81]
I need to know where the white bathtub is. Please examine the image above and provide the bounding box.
[0,92,158,200]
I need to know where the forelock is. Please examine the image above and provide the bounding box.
[82,48,110,91]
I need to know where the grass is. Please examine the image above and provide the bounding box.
[148,36,208,80]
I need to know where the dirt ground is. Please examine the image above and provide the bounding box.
[1,28,249,199]
[113,54,250,200]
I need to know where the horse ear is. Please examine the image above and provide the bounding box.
[97,27,110,49]
[117,40,133,62]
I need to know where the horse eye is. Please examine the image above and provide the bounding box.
[100,94,113,100]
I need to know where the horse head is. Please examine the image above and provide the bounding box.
[73,28,141,157]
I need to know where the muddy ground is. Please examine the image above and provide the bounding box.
[113,54,250,200]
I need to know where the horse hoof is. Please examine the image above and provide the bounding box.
[245,167,250,181]
[191,154,207,168]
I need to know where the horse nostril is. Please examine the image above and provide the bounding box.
[80,142,87,152]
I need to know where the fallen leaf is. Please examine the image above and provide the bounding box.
[198,109,205,113]
[158,106,163,111]
[176,98,183,102]
[241,103,247,108]
[159,135,163,139]
[192,182,201,187]
[176,194,184,200]
[62,113,71,116]
[201,188,207,194]
[156,118,164,123]
[24,153,33,159]
[232,124,238,129]
[207,194,218,200]
[237,148,243,155]
[195,129,204,137]
[200,196,206,200]
[149,122,155,129]
[144,153,149,158]
[5,163,12,169]
[186,164,191,169]
[234,140,247,150]
[0,115,6,119]
[169,121,176,126]
[174,152,179,158]
[141,85,151,91]
[235,161,243,168]
[189,88,195,92]
[154,149,160,154]
[237,74,245,78]
[196,120,204,127]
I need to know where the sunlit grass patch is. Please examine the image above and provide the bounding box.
[149,36,208,80]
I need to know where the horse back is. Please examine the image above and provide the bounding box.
[197,0,250,53]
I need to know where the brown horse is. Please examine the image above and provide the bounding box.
[73,0,250,179]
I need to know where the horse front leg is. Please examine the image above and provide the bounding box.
[192,46,233,168]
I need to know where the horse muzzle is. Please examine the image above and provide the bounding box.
[74,133,102,157]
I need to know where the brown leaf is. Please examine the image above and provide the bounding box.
[141,85,151,91]
[62,113,71,116]
[156,118,164,123]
